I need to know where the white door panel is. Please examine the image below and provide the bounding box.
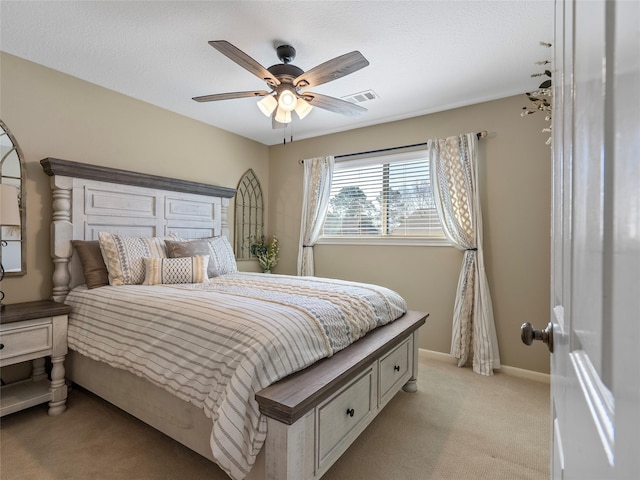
[542,1,639,479]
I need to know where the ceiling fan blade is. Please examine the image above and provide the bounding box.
[192,90,270,102]
[294,51,369,89]
[208,40,280,87]
[303,92,367,117]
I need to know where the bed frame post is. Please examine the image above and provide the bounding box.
[264,415,309,480]
[221,197,230,239]
[402,329,420,393]
[49,175,73,303]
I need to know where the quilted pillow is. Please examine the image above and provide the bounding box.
[206,236,238,276]
[165,237,237,277]
[72,240,109,289]
[98,232,170,286]
[142,255,209,285]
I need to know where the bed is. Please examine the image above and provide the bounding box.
[40,157,428,480]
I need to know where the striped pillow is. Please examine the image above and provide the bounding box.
[142,256,209,285]
[99,232,172,286]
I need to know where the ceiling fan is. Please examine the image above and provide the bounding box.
[192,41,370,127]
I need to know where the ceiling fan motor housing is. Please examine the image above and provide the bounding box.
[267,63,304,86]
[276,44,296,64]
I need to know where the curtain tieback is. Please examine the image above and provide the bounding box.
[302,244,313,248]
[465,248,478,251]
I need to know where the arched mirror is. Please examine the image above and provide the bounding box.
[0,120,26,276]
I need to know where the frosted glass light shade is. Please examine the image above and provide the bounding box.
[257,95,278,117]
[278,89,297,112]
[294,98,313,119]
[274,107,292,124]
[0,184,20,226]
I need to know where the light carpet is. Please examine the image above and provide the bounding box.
[0,352,550,480]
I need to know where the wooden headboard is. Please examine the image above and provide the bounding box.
[40,158,236,302]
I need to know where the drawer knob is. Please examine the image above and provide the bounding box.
[0,343,4,350]
[346,408,355,417]
[394,365,400,372]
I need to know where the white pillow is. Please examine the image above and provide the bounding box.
[207,236,238,276]
[99,232,173,286]
[142,255,209,285]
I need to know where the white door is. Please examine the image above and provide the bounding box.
[525,1,639,479]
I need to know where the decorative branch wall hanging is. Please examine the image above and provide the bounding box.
[522,42,552,145]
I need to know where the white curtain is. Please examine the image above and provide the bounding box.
[297,156,334,276]
[428,133,500,376]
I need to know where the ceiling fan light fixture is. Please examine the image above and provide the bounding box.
[257,94,277,117]
[275,107,292,124]
[278,88,297,112]
[196,41,370,130]
[294,97,313,119]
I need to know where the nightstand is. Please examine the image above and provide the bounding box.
[0,300,71,416]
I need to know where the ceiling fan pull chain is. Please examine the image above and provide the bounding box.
[283,122,294,144]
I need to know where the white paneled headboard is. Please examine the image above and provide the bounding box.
[41,158,236,302]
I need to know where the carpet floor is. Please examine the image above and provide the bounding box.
[0,352,550,480]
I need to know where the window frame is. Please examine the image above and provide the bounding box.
[318,149,452,247]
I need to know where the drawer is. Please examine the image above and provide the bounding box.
[379,336,412,406]
[0,321,53,364]
[317,367,375,469]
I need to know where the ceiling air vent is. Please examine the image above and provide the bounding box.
[341,90,379,104]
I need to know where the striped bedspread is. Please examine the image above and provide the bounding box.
[65,272,407,480]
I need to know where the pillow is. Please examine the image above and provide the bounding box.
[165,236,237,277]
[142,255,209,285]
[98,232,170,286]
[207,236,237,276]
[165,239,213,276]
[72,240,109,289]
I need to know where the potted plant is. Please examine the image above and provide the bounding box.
[250,235,279,273]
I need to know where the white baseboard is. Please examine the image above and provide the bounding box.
[419,348,550,384]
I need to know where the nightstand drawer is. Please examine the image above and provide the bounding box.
[0,321,53,364]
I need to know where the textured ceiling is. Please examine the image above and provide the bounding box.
[0,1,554,146]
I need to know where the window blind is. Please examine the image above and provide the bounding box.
[322,150,446,239]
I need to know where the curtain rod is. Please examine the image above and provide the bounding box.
[334,130,487,159]
[299,130,487,164]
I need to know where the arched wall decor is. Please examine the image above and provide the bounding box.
[0,119,26,276]
[235,169,264,259]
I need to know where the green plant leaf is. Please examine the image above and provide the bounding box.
[539,80,552,89]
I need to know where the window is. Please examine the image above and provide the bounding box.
[321,149,448,245]
[235,169,264,259]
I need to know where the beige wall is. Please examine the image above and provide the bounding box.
[0,53,269,304]
[1,52,551,374]
[268,96,552,374]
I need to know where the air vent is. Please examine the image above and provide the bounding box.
[341,90,379,104]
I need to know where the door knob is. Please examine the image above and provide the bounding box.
[520,322,554,353]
